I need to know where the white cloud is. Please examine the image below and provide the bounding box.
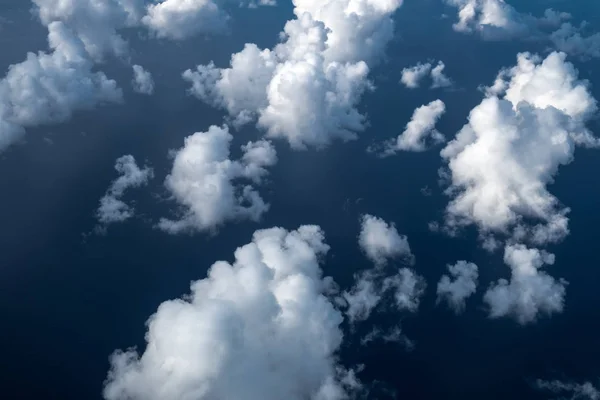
[104,225,362,400]
[440,52,597,245]
[431,61,452,89]
[0,22,123,152]
[159,125,277,234]
[436,261,478,313]
[382,99,446,154]
[382,268,426,313]
[444,0,600,59]
[484,244,567,324]
[360,326,414,349]
[536,379,600,400]
[183,0,405,149]
[142,0,230,40]
[96,155,154,228]
[400,62,432,89]
[132,65,154,95]
[358,214,413,266]
[343,269,381,324]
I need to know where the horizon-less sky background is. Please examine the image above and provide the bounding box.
[2,0,600,399]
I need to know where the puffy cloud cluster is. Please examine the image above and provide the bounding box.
[484,244,567,324]
[183,0,405,149]
[104,225,362,400]
[440,51,597,245]
[444,0,600,59]
[0,22,123,152]
[380,100,446,155]
[343,215,424,325]
[358,214,413,266]
[159,125,277,234]
[96,155,154,229]
[536,379,600,400]
[400,61,452,89]
[132,65,154,95]
[436,261,478,314]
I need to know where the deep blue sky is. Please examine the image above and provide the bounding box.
[1,0,600,399]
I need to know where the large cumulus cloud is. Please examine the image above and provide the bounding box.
[104,225,361,400]
[183,0,404,149]
[159,125,277,234]
[440,51,597,246]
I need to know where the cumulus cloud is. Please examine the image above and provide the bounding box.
[400,61,452,89]
[343,215,424,324]
[400,62,432,89]
[431,61,452,89]
[380,100,446,155]
[183,0,405,149]
[132,65,154,95]
[436,261,478,313]
[0,22,123,152]
[536,379,600,400]
[142,0,230,40]
[484,244,567,324]
[96,155,154,229]
[360,326,414,349]
[159,125,277,234]
[444,0,600,59]
[358,214,413,266]
[440,51,597,245]
[104,225,362,400]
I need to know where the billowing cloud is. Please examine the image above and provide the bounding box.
[400,61,452,89]
[358,214,413,266]
[96,155,154,229]
[444,0,600,59]
[104,225,362,400]
[400,62,432,89]
[132,65,154,95]
[436,260,478,313]
[142,0,230,39]
[183,0,405,149]
[381,99,446,154]
[0,22,123,152]
[431,61,452,89]
[343,215,424,324]
[536,379,600,400]
[440,51,597,245]
[159,125,277,234]
[484,244,567,324]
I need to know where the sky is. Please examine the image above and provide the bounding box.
[1,0,600,399]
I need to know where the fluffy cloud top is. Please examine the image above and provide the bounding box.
[183,0,404,149]
[444,0,600,59]
[441,51,597,245]
[104,225,361,400]
[381,100,446,154]
[436,261,478,313]
[358,214,413,266]
[484,244,567,324]
[159,125,277,234]
[96,155,154,228]
[132,65,154,95]
[0,22,123,152]
[401,61,452,89]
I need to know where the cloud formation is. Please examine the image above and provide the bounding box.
[400,61,452,89]
[536,379,600,400]
[96,155,154,229]
[484,244,567,324]
[104,225,361,400]
[159,125,277,234]
[380,99,446,154]
[183,0,405,149]
[440,51,597,245]
[436,261,478,313]
[358,214,413,266]
[132,65,154,95]
[444,0,600,59]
